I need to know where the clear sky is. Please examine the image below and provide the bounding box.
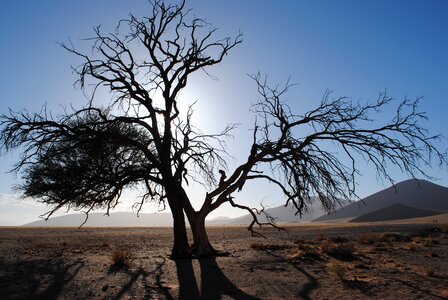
[0,0,447,225]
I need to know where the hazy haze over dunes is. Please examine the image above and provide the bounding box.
[24,212,174,227]
[18,179,448,227]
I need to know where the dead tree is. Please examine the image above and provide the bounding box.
[1,1,446,257]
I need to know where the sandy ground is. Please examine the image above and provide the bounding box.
[0,222,447,299]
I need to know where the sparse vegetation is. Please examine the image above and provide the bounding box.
[327,262,347,281]
[110,249,132,268]
[379,232,407,242]
[314,234,326,242]
[426,268,436,277]
[327,236,349,243]
[356,232,381,245]
[321,240,355,260]
[352,262,371,270]
[439,224,448,233]
[440,290,448,298]
[249,242,290,251]
[412,236,439,247]
[1,224,448,299]
[290,242,322,260]
[406,244,420,251]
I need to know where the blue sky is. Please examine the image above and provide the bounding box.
[0,0,447,225]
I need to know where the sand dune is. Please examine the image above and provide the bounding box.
[23,212,174,227]
[349,203,445,223]
[209,196,344,225]
[22,179,448,227]
[314,179,448,222]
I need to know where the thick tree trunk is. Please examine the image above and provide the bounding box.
[190,215,217,257]
[168,199,191,258]
[166,183,220,258]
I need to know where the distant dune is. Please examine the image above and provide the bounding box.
[209,196,347,226]
[23,200,332,227]
[349,203,445,223]
[23,212,174,227]
[22,179,448,227]
[313,179,448,222]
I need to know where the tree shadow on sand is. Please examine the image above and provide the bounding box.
[108,257,174,300]
[107,256,259,299]
[265,252,320,300]
[0,257,84,300]
[175,257,260,300]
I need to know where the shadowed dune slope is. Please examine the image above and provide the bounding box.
[349,203,446,223]
[313,179,448,222]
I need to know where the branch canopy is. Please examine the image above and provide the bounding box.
[202,74,446,227]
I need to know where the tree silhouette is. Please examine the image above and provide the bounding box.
[1,0,446,257]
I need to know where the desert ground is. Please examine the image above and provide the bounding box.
[1,221,448,299]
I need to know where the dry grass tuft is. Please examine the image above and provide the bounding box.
[440,290,448,298]
[356,232,381,245]
[314,234,326,242]
[321,240,355,260]
[327,236,349,243]
[327,262,347,281]
[110,249,132,268]
[250,242,289,251]
[290,243,322,260]
[379,232,407,242]
[352,262,371,270]
[426,268,436,277]
[356,232,405,245]
[406,244,420,251]
[439,224,448,233]
[293,238,305,244]
[413,236,439,247]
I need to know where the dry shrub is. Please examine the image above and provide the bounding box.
[440,290,448,298]
[314,234,326,242]
[356,232,404,245]
[110,249,132,268]
[423,237,440,247]
[427,252,439,258]
[356,233,381,245]
[293,238,306,244]
[291,243,322,260]
[327,236,349,243]
[426,268,436,277]
[412,236,423,244]
[406,244,419,251]
[379,232,407,242]
[290,250,321,260]
[250,242,288,251]
[321,240,355,260]
[439,224,448,233]
[372,241,391,252]
[413,236,439,247]
[327,262,347,281]
[353,262,371,270]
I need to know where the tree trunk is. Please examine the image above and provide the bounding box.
[190,215,217,257]
[168,200,191,258]
[166,183,219,258]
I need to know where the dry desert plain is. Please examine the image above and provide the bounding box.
[1,217,448,299]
